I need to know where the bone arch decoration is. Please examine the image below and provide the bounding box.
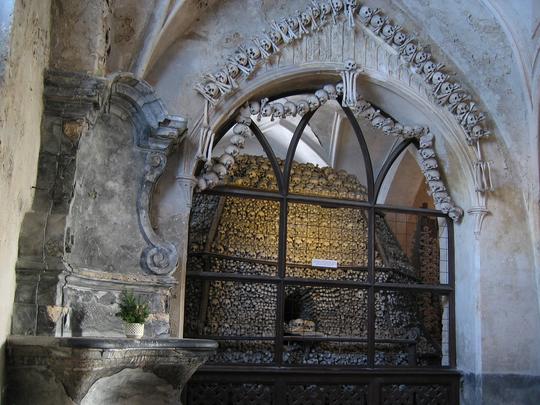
[192,0,494,205]
[197,78,464,221]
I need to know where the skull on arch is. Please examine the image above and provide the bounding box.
[370,14,385,30]
[234,51,249,66]
[431,71,447,85]
[315,89,330,104]
[307,95,321,111]
[344,59,357,71]
[226,63,240,78]
[358,6,372,23]
[393,31,407,46]
[336,82,344,96]
[248,101,261,115]
[204,82,220,99]
[323,84,338,99]
[296,100,310,116]
[271,103,285,119]
[381,24,395,40]
[246,45,261,60]
[331,0,344,12]
[215,70,228,84]
[284,101,298,117]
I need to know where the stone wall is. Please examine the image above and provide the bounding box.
[0,0,51,400]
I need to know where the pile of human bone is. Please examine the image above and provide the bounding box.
[185,158,445,366]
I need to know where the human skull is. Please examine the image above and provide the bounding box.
[230,134,246,148]
[448,207,463,222]
[425,169,440,181]
[381,24,395,39]
[269,29,282,44]
[433,191,450,203]
[370,14,384,29]
[344,59,357,71]
[359,107,376,120]
[247,45,261,60]
[225,144,240,157]
[456,102,469,116]
[204,82,219,98]
[249,101,260,115]
[261,103,273,117]
[336,82,344,95]
[332,0,343,11]
[358,6,373,23]
[470,125,485,140]
[307,95,321,110]
[212,163,228,179]
[414,51,428,64]
[437,201,453,214]
[260,37,273,52]
[272,102,285,119]
[233,123,250,136]
[393,31,407,45]
[422,61,436,75]
[419,132,434,148]
[321,2,332,15]
[404,42,417,56]
[301,12,311,26]
[309,5,321,18]
[197,177,208,191]
[466,113,479,127]
[219,153,235,169]
[420,147,435,159]
[429,180,445,193]
[287,16,299,29]
[234,51,248,66]
[215,70,228,84]
[296,100,310,116]
[431,71,446,85]
[422,158,438,170]
[203,171,219,188]
[284,101,298,116]
[439,82,453,95]
[371,114,385,128]
[226,63,240,78]
[323,84,338,99]
[315,89,329,104]
[448,92,462,105]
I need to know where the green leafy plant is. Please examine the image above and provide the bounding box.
[115,290,150,324]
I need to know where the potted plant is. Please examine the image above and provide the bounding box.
[116,290,150,338]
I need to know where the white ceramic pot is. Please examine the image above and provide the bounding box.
[124,322,144,338]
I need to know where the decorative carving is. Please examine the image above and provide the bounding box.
[195,78,463,221]
[107,73,187,275]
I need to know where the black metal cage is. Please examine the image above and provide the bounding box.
[183,99,459,404]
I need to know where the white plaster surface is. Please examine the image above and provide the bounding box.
[0,0,50,400]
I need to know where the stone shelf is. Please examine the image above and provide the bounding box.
[6,335,218,405]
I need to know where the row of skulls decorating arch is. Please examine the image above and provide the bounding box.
[192,0,495,226]
[197,69,464,222]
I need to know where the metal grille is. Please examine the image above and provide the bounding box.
[184,103,458,404]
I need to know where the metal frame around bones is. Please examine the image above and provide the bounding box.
[184,95,458,403]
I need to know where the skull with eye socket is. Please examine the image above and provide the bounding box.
[309,4,321,18]
[344,59,357,71]
[431,71,446,85]
[269,29,282,44]
[358,6,372,23]
[448,92,463,105]
[215,70,229,84]
[301,12,311,26]
[233,123,250,137]
[307,95,321,111]
[336,82,344,96]
[320,2,332,15]
[369,14,385,30]
[381,24,395,40]
[393,31,407,46]
[271,103,285,120]
[455,102,469,117]
[414,51,429,65]
[246,45,261,60]
[315,89,329,104]
[261,103,273,117]
[332,0,344,11]
[227,63,240,78]
[438,82,453,95]
[284,101,298,117]
[248,101,260,115]
[234,51,249,66]
[204,82,220,99]
[296,100,310,116]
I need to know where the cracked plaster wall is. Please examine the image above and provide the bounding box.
[0,0,51,401]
